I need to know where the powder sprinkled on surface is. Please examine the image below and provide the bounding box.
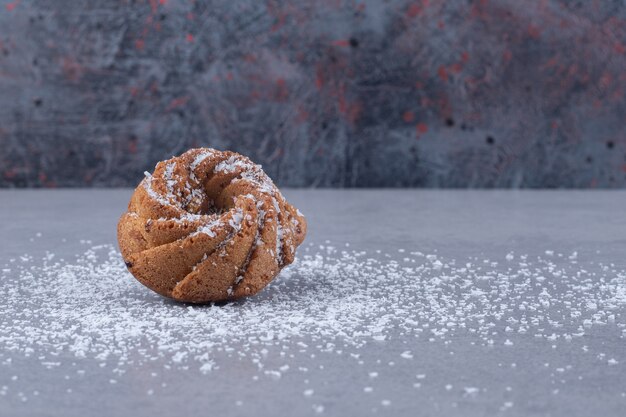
[0,242,625,407]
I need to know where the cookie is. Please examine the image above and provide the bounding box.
[117,148,307,303]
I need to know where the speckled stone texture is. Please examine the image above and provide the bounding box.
[0,0,625,188]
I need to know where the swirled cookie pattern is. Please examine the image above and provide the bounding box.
[117,148,307,303]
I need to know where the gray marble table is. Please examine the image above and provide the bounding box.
[0,190,625,417]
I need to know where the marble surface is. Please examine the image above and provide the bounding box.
[0,189,625,417]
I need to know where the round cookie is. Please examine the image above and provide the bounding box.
[117,148,307,303]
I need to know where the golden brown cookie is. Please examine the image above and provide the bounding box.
[117,148,307,303]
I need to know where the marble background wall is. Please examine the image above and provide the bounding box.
[0,0,625,188]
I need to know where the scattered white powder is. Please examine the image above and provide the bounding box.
[189,150,214,176]
[163,162,178,202]
[190,217,222,238]
[0,242,625,400]
[264,370,282,380]
[228,208,244,232]
[214,156,255,175]
[400,351,413,359]
[212,155,281,201]
[142,172,173,208]
[463,387,479,397]
[501,401,514,410]
[199,361,215,374]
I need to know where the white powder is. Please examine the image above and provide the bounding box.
[142,172,173,208]
[214,156,254,175]
[163,162,178,202]
[0,242,625,389]
[191,217,223,238]
[400,351,413,359]
[189,150,214,176]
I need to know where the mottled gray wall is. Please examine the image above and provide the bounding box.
[0,0,625,188]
